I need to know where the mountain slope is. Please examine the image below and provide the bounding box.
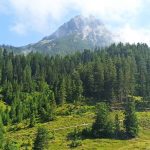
[21,15,114,55]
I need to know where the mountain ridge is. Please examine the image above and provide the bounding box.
[1,15,115,55]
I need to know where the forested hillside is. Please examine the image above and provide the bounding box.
[0,43,150,124]
[0,43,150,149]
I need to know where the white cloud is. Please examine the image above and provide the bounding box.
[0,0,8,13]
[118,25,150,45]
[6,0,143,34]
[8,0,71,34]
[73,0,142,23]
[10,23,27,35]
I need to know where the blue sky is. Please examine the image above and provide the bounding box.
[1,0,150,46]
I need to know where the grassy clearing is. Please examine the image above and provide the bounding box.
[5,105,150,150]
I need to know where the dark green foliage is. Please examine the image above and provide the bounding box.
[69,128,82,148]
[40,89,56,122]
[0,113,5,149]
[92,103,114,138]
[2,106,10,126]
[2,81,13,104]
[57,78,66,105]
[82,127,92,138]
[29,112,36,127]
[33,127,49,150]
[4,140,19,150]
[16,101,23,123]
[114,114,121,138]
[0,42,146,150]
[23,65,33,92]
[70,139,82,148]
[71,70,83,104]
[124,100,139,138]
[0,43,149,127]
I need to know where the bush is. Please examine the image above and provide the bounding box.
[82,127,92,138]
[70,139,82,148]
[4,140,20,150]
[68,128,82,148]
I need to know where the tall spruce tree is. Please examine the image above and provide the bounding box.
[124,100,139,138]
[23,65,33,92]
[93,62,104,100]
[29,112,36,127]
[114,114,120,138]
[92,103,113,138]
[72,70,83,104]
[58,78,66,105]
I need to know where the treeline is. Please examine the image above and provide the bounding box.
[0,43,150,125]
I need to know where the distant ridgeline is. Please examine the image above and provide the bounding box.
[0,45,21,54]
[0,43,150,125]
[0,15,114,55]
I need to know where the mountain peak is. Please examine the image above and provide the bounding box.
[23,15,114,55]
[72,15,103,25]
[69,15,104,30]
[44,15,105,40]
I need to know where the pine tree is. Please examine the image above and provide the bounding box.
[33,127,49,150]
[16,102,23,123]
[124,100,139,138]
[47,91,56,121]
[92,103,113,138]
[72,70,83,104]
[3,81,13,104]
[81,64,94,98]
[40,89,56,122]
[29,112,36,127]
[23,65,33,92]
[29,99,37,127]
[114,114,120,138]
[65,75,73,102]
[93,62,104,100]
[103,58,116,102]
[3,106,10,126]
[116,57,124,102]
[6,59,13,82]
[58,78,66,105]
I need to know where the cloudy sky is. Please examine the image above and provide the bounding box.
[0,0,150,46]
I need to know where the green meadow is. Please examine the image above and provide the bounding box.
[6,105,150,150]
